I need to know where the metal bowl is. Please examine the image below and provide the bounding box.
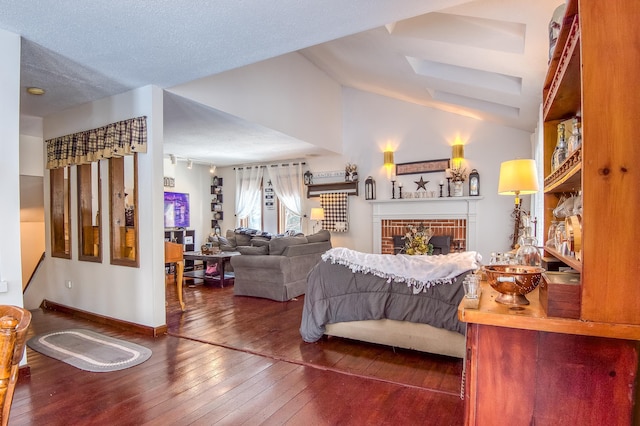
[484,265,545,305]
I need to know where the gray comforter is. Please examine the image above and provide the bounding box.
[300,259,469,342]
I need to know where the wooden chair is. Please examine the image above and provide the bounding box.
[164,241,186,311]
[0,305,31,426]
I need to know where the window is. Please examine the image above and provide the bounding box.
[50,166,71,259]
[279,204,302,234]
[77,162,101,262]
[109,154,138,266]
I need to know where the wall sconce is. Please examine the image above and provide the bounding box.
[384,150,394,167]
[451,144,464,169]
[187,159,193,170]
[310,207,325,233]
[365,176,376,200]
[209,164,216,174]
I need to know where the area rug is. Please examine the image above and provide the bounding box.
[27,329,152,372]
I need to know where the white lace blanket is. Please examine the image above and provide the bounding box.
[321,247,482,293]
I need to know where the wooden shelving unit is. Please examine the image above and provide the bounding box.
[210,176,223,234]
[461,1,640,423]
[306,181,358,198]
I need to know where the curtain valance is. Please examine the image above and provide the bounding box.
[45,116,147,169]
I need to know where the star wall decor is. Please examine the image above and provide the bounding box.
[414,176,429,190]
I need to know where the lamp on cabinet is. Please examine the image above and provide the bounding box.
[498,159,539,248]
[310,207,325,233]
[498,159,539,208]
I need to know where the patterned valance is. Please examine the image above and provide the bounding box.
[45,116,147,169]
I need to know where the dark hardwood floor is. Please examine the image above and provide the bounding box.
[12,276,464,425]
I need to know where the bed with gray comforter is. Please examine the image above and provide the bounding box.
[300,258,470,343]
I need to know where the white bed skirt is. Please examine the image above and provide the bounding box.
[325,319,466,359]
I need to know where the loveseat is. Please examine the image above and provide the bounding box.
[224,229,332,301]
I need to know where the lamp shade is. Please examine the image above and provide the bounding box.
[498,159,539,195]
[383,151,394,166]
[310,207,325,221]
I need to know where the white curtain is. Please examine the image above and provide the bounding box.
[235,166,264,227]
[267,163,304,217]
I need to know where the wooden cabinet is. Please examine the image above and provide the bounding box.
[542,0,640,325]
[460,2,640,424]
[464,322,638,426]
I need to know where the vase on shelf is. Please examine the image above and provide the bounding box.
[453,181,464,197]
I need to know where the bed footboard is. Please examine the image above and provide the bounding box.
[325,319,466,358]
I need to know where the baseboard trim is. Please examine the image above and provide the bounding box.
[40,299,168,337]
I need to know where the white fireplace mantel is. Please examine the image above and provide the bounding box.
[370,197,483,253]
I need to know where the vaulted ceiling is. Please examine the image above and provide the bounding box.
[2,0,561,166]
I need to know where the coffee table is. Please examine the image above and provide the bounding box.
[182,251,240,287]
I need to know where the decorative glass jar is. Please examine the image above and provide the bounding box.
[567,117,582,153]
[551,123,568,172]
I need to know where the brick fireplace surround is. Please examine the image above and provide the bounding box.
[370,197,482,254]
[382,219,466,254]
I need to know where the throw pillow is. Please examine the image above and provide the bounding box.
[234,232,252,246]
[250,237,270,248]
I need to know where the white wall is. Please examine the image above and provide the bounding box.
[218,88,531,261]
[25,86,167,328]
[223,88,534,260]
[162,159,211,248]
[169,52,343,154]
[0,29,25,306]
[337,88,534,259]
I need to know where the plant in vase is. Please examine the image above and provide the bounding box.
[345,163,358,182]
[401,223,435,255]
[450,168,467,197]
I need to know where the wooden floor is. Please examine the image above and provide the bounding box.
[11,277,465,425]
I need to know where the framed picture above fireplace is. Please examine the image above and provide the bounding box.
[396,159,450,175]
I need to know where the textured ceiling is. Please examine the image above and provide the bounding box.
[2,0,562,166]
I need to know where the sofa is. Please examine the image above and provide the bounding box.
[222,229,331,301]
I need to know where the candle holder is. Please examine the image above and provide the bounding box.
[446,177,452,197]
[399,185,403,199]
[391,180,396,199]
[439,183,444,198]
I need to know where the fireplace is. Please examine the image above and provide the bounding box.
[392,234,452,255]
[370,198,481,254]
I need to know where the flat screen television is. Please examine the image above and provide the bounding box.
[164,192,190,228]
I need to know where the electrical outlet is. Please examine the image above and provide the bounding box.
[65,280,72,289]
[0,281,8,293]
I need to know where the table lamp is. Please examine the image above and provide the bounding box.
[498,159,539,208]
[498,159,539,248]
[310,207,325,233]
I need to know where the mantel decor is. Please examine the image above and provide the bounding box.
[396,159,450,176]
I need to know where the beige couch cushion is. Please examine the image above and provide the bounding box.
[237,245,269,255]
[268,236,308,255]
[306,229,331,243]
